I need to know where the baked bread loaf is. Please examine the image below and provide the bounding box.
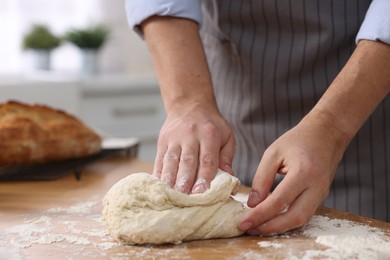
[0,101,102,167]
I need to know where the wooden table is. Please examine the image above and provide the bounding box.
[0,157,389,259]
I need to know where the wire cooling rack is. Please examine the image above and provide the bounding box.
[0,137,139,181]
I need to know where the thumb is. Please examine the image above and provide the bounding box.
[218,134,235,175]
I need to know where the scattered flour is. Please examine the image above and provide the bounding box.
[1,194,389,259]
[47,201,97,215]
[0,199,119,258]
[1,197,199,259]
[0,244,22,260]
[257,241,284,248]
[301,215,390,259]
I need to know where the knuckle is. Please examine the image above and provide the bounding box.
[163,152,179,162]
[263,146,278,159]
[293,212,309,228]
[202,122,218,138]
[271,195,288,212]
[199,153,215,168]
[296,159,315,176]
[180,153,196,165]
[185,123,197,133]
[220,154,233,165]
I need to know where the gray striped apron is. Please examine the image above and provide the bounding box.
[200,0,389,222]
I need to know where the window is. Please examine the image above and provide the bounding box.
[0,0,103,74]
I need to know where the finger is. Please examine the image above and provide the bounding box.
[239,171,306,232]
[191,124,220,194]
[247,148,282,207]
[175,145,199,194]
[218,133,235,175]
[153,140,167,178]
[153,152,164,178]
[160,146,181,188]
[246,188,321,236]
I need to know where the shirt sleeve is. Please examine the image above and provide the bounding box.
[125,0,202,36]
[356,0,390,44]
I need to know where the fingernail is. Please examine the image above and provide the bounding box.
[239,221,253,231]
[192,178,207,193]
[248,190,260,207]
[175,177,189,194]
[247,229,261,236]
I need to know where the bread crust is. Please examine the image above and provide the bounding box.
[0,101,102,166]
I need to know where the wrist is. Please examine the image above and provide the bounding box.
[303,40,390,155]
[301,109,351,160]
[165,97,220,119]
[160,79,218,115]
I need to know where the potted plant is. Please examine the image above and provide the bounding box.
[23,25,61,70]
[65,24,109,75]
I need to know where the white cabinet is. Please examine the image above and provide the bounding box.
[81,95,162,138]
[79,75,165,162]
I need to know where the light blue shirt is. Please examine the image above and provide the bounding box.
[125,0,202,36]
[356,0,390,44]
[125,0,390,44]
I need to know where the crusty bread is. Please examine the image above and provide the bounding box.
[0,101,102,167]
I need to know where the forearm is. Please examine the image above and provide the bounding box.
[306,40,390,149]
[141,16,218,115]
[141,16,236,188]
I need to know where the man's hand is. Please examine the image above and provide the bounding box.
[238,40,390,235]
[238,113,345,235]
[153,103,235,194]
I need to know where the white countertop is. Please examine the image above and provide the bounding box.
[0,72,158,88]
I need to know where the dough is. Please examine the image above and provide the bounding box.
[102,170,249,245]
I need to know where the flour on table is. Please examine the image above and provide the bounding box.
[102,169,250,245]
[0,199,119,258]
[257,241,284,248]
[47,201,97,215]
[301,215,390,259]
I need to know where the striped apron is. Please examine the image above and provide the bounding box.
[200,0,389,221]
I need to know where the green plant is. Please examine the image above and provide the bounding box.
[65,24,109,49]
[23,25,61,50]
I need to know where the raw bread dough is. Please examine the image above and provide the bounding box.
[102,170,249,245]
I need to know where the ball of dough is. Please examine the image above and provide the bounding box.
[102,169,249,245]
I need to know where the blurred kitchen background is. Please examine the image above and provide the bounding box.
[0,0,165,162]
